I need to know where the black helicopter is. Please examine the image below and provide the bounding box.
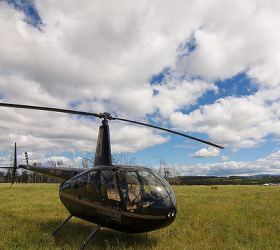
[0,103,224,249]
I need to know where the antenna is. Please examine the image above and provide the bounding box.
[25,152,29,165]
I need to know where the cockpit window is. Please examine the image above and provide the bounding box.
[87,168,176,210]
[138,171,169,201]
[88,171,101,195]
[100,170,121,202]
[88,170,121,202]
[125,172,142,210]
[119,169,175,211]
[149,171,177,207]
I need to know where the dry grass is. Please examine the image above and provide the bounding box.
[1,184,280,249]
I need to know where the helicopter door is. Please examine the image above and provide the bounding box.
[100,171,121,202]
[87,171,102,202]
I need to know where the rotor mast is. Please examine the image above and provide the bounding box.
[94,116,112,166]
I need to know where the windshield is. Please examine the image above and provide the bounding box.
[119,169,176,211]
[87,167,176,212]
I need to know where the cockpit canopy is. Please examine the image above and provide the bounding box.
[63,165,176,213]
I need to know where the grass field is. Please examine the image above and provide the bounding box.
[1,184,280,250]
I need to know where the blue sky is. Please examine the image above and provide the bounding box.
[1,0,280,176]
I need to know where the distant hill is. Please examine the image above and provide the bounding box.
[173,175,280,185]
[250,174,280,178]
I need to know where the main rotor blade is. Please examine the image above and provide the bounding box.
[115,117,225,149]
[0,102,224,149]
[0,103,103,118]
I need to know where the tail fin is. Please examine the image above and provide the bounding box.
[10,142,18,188]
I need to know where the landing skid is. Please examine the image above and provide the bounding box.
[51,214,102,249]
[51,214,73,235]
[79,224,102,249]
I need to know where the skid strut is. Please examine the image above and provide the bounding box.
[51,214,73,235]
[51,215,101,249]
[79,224,102,250]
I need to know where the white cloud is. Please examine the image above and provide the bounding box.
[1,0,280,164]
[0,150,88,169]
[110,123,169,153]
[0,1,219,115]
[174,144,196,149]
[170,149,280,176]
[152,77,218,117]
[188,147,220,158]
[179,1,280,83]
[170,94,279,151]
[221,155,230,161]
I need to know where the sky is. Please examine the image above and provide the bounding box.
[1,0,280,176]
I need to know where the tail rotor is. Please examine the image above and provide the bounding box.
[0,142,19,188]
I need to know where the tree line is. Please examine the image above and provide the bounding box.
[0,169,62,184]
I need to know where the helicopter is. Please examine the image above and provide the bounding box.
[0,102,224,249]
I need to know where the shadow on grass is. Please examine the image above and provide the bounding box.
[2,208,157,249]
[40,218,158,250]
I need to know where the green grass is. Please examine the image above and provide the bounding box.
[1,184,280,249]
